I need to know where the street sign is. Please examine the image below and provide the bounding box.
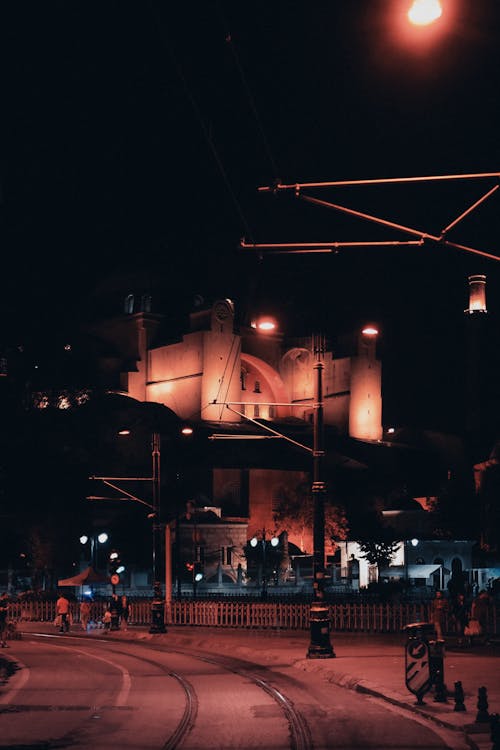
[405,638,431,700]
[110,573,120,585]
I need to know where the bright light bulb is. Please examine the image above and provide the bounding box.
[408,0,442,26]
[97,533,108,544]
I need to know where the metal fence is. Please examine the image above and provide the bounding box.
[8,599,499,635]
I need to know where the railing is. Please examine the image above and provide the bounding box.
[8,599,499,635]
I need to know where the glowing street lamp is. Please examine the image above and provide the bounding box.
[407,0,443,26]
[250,531,279,599]
[251,315,278,333]
[79,532,108,569]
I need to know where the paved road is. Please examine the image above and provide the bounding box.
[2,622,499,750]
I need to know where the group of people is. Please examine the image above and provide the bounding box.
[54,592,129,633]
[431,587,492,645]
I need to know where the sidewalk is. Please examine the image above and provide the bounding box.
[10,622,500,750]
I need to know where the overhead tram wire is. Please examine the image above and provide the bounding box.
[214,3,285,329]
[216,2,280,180]
[148,4,255,247]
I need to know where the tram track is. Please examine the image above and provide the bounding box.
[9,634,312,750]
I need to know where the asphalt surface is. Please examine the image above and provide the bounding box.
[3,621,500,750]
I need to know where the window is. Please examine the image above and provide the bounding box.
[254,380,261,393]
[254,405,260,418]
[221,546,233,565]
[240,369,247,391]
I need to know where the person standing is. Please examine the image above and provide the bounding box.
[79,598,91,632]
[471,589,492,644]
[56,593,71,633]
[431,590,449,641]
[0,592,10,648]
[451,593,469,647]
[102,608,112,632]
[120,595,129,630]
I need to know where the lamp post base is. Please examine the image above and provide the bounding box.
[149,598,167,634]
[307,603,335,659]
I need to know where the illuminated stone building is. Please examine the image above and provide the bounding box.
[88,296,383,563]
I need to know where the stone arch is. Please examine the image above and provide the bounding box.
[240,353,290,419]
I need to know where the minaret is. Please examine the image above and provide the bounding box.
[348,325,383,441]
[464,274,490,457]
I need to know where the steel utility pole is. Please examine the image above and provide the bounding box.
[307,334,335,658]
[149,431,167,633]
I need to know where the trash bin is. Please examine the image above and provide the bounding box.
[149,598,167,634]
[404,622,435,704]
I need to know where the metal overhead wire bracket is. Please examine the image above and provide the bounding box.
[251,172,500,261]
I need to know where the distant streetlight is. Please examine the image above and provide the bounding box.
[79,532,108,569]
[249,531,279,599]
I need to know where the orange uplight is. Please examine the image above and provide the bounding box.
[181,426,193,436]
[362,326,378,336]
[407,0,442,26]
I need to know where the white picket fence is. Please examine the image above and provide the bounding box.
[9,599,499,634]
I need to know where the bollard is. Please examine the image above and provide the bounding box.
[453,681,466,712]
[491,713,500,750]
[429,638,447,702]
[476,686,490,723]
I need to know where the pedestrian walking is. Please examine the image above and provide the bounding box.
[56,592,71,633]
[79,598,91,632]
[431,590,449,641]
[0,592,10,648]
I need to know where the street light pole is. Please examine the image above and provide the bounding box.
[88,429,167,634]
[307,334,335,658]
[250,530,279,599]
[149,431,166,633]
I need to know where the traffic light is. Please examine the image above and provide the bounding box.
[193,561,204,582]
[109,550,121,576]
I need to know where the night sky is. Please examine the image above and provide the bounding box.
[3,1,500,432]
